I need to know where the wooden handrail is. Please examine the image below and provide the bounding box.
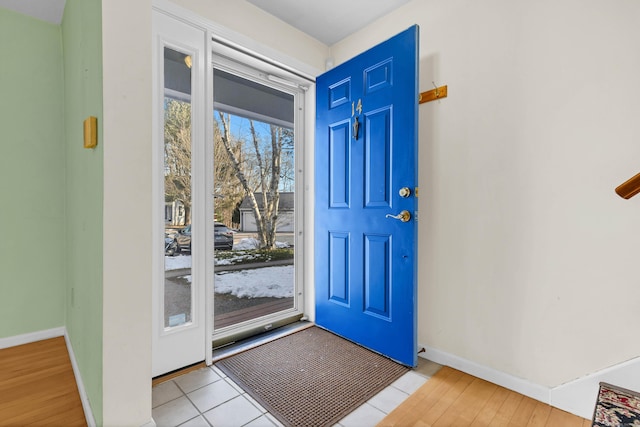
[615,172,640,199]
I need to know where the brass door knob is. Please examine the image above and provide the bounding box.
[385,210,411,222]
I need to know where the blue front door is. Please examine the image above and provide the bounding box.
[315,26,419,366]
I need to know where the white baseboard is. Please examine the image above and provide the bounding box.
[420,344,550,404]
[142,419,158,427]
[550,356,640,419]
[63,331,96,427]
[0,327,66,349]
[0,328,95,427]
[420,343,640,420]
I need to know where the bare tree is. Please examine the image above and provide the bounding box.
[213,120,244,226]
[164,99,192,225]
[216,112,290,249]
[279,129,295,192]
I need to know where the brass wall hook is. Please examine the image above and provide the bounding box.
[419,82,448,104]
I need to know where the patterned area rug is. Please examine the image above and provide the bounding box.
[215,326,409,427]
[592,382,640,426]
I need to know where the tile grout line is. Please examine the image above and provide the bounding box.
[172,370,276,427]
[178,381,210,427]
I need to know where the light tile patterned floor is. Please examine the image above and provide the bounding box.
[152,358,441,427]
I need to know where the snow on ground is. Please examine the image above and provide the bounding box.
[214,266,293,298]
[166,235,294,299]
[165,255,192,270]
[215,252,261,266]
[231,237,290,251]
[233,238,260,250]
[179,265,293,299]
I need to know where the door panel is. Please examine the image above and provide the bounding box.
[329,121,351,208]
[365,107,391,207]
[315,26,419,366]
[152,11,208,377]
[363,233,390,319]
[329,231,349,305]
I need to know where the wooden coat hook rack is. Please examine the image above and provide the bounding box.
[419,82,448,104]
[616,172,640,199]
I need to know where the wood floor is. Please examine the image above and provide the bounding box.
[378,366,591,427]
[0,337,86,426]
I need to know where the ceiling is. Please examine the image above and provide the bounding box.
[246,0,411,45]
[0,0,65,24]
[0,0,409,45]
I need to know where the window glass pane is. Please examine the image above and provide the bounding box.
[163,47,193,328]
[213,69,295,330]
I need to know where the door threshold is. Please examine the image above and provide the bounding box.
[152,361,207,386]
[212,320,313,362]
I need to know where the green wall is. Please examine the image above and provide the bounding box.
[0,9,66,336]
[62,0,104,424]
[0,4,104,424]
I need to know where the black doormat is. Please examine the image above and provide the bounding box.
[215,326,409,427]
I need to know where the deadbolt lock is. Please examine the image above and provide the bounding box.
[399,187,412,198]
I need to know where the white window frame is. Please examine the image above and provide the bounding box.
[211,52,308,342]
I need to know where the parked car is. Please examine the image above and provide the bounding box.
[214,222,234,250]
[173,223,234,253]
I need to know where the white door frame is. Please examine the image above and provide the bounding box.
[210,52,308,341]
[151,9,213,376]
[152,0,321,376]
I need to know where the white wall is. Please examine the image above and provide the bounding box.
[169,0,330,74]
[332,0,640,389]
[102,0,153,424]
